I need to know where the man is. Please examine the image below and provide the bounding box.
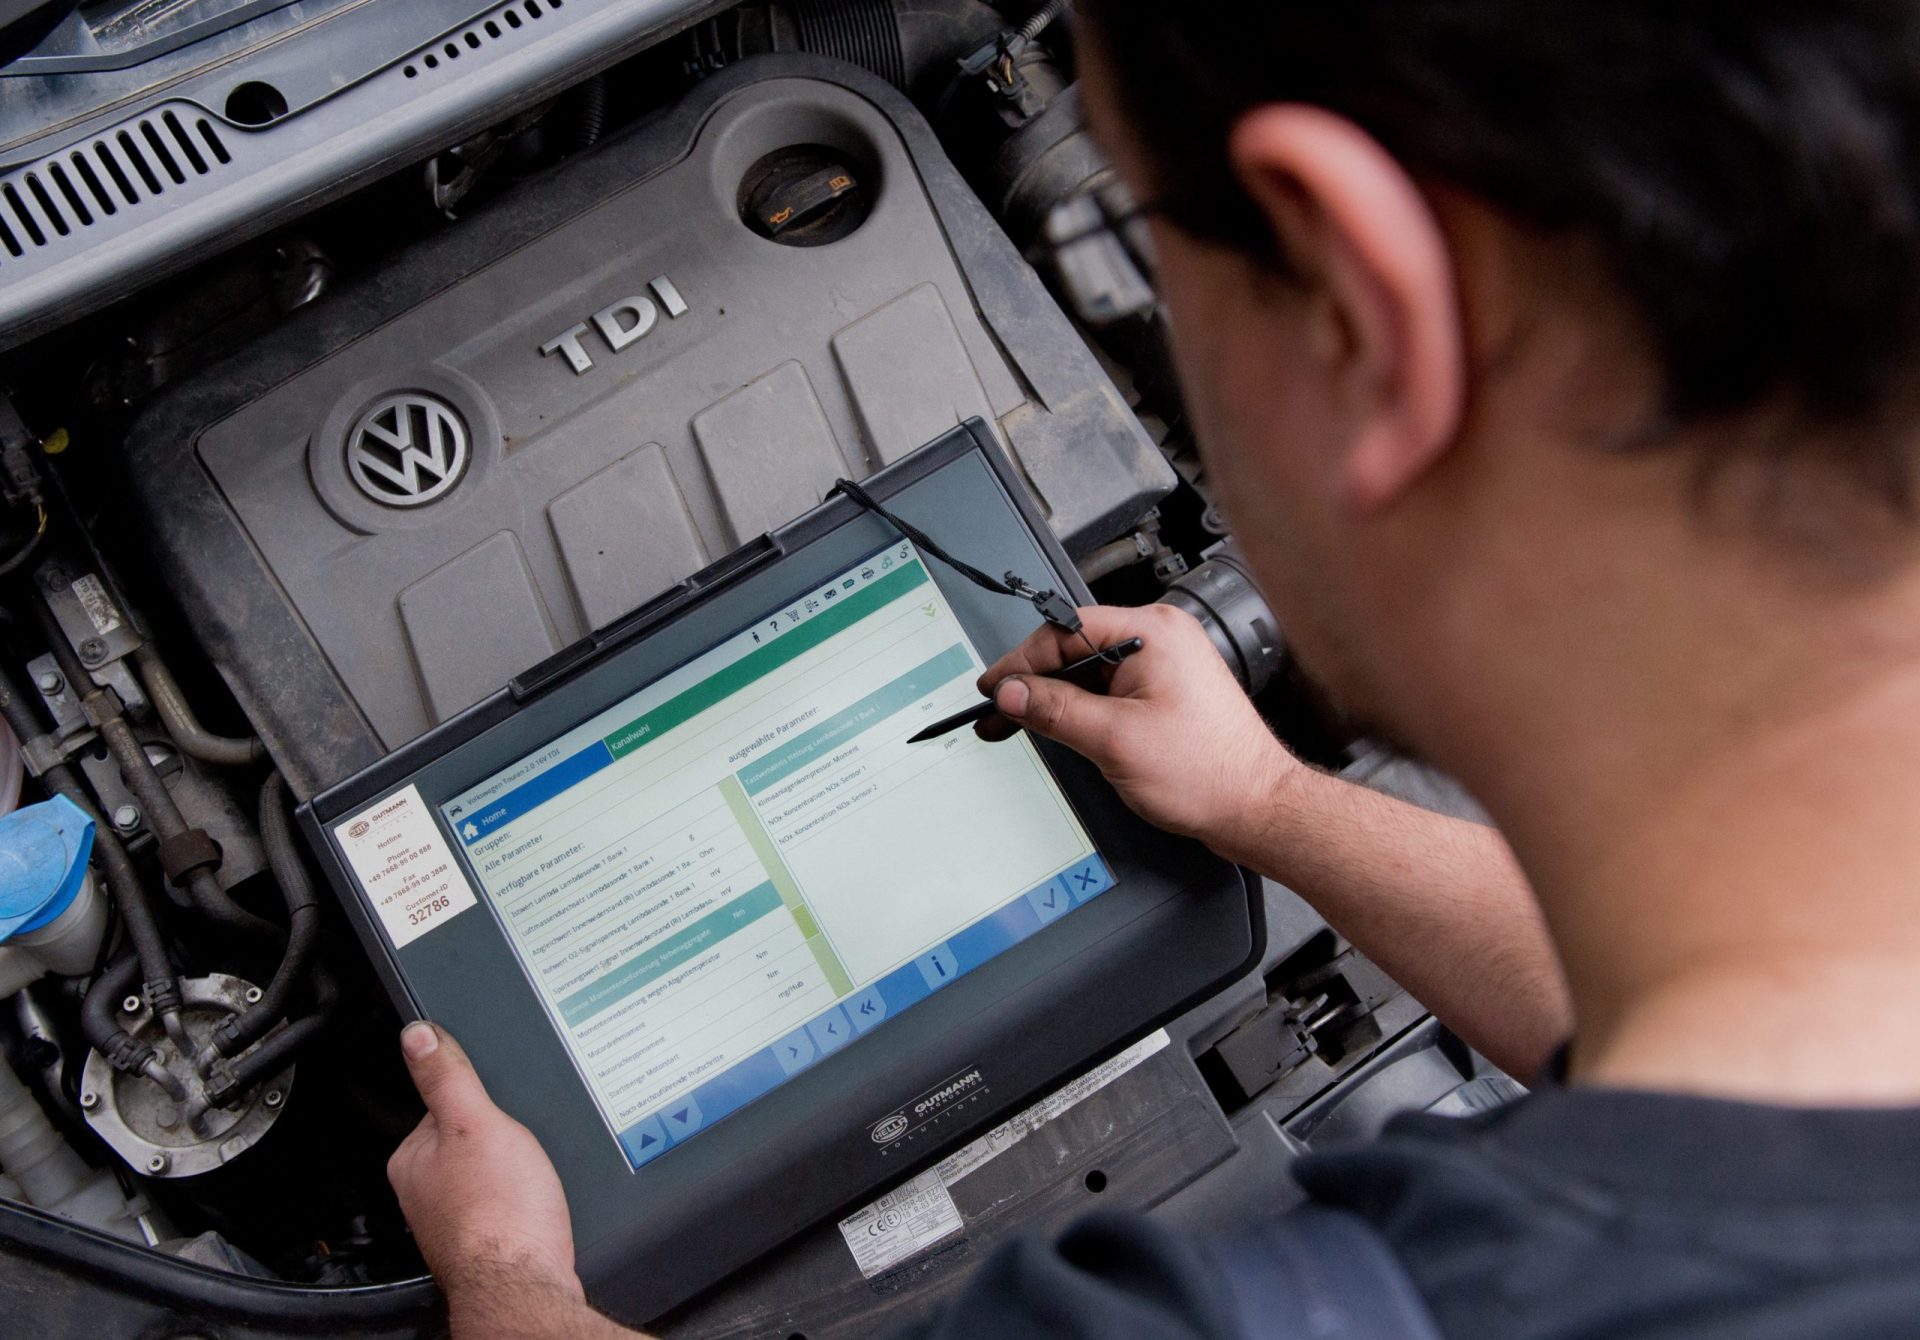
[385,3,1920,1335]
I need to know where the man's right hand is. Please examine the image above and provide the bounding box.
[976,603,1296,857]
[981,603,1570,1079]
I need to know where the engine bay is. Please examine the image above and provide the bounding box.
[122,59,1166,792]
[0,5,1500,1335]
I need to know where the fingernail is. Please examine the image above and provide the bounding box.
[997,678,1030,717]
[401,1021,439,1060]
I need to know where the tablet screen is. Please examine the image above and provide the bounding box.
[440,540,1113,1168]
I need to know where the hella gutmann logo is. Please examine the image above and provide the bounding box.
[870,1066,988,1148]
[539,275,689,375]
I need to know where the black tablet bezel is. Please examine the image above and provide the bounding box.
[300,420,1261,1322]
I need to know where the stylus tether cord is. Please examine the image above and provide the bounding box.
[831,478,1105,661]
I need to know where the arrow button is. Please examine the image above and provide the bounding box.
[848,986,889,1034]
[808,1005,854,1057]
[662,1096,705,1143]
[623,1115,669,1167]
[773,1027,818,1076]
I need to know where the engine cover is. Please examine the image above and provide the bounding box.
[123,57,1170,797]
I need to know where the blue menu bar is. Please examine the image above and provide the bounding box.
[454,741,612,845]
[615,853,1115,1167]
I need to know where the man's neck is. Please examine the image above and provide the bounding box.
[1482,648,1920,1106]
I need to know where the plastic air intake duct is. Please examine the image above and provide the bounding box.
[1158,541,1285,695]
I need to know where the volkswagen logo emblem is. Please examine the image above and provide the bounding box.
[344,392,470,507]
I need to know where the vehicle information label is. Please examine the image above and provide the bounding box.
[837,1028,1172,1277]
[70,573,122,635]
[935,1029,1170,1186]
[837,1168,962,1278]
[334,784,476,949]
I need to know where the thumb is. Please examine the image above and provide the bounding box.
[995,675,1121,764]
[399,1022,492,1128]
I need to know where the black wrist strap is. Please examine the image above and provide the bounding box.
[832,478,1086,639]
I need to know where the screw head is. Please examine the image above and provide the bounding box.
[263,1089,284,1109]
[145,1153,169,1174]
[121,994,142,1015]
[243,985,263,1004]
[80,1090,99,1110]
[78,638,107,664]
[112,804,141,832]
[34,670,62,695]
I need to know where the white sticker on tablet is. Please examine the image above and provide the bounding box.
[334,784,476,949]
[836,1029,1174,1278]
[837,1168,963,1278]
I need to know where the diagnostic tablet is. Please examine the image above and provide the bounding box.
[301,421,1260,1320]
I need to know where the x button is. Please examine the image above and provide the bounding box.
[1067,858,1112,904]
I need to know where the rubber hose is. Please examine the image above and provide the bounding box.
[215,962,338,1101]
[33,595,274,940]
[1017,0,1067,44]
[213,772,320,1058]
[570,74,607,152]
[60,778,179,1011]
[35,591,278,933]
[93,714,276,939]
[28,596,96,706]
[0,719,22,816]
[132,646,264,768]
[78,954,152,1073]
[1076,535,1149,583]
[0,664,43,760]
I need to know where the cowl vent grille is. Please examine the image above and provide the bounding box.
[404,0,564,79]
[0,0,698,351]
[0,111,230,261]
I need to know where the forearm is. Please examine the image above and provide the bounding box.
[1216,765,1571,1079]
[442,1257,651,1340]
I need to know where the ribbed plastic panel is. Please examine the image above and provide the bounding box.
[0,0,721,349]
[791,0,906,89]
[0,108,232,263]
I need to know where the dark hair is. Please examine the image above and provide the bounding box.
[1081,1,1920,503]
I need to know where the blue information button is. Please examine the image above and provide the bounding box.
[622,1115,668,1167]
[916,942,959,992]
[847,985,888,1033]
[808,1005,853,1056]
[773,1027,817,1076]
[662,1095,704,1144]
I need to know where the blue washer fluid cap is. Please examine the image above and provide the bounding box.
[0,795,97,942]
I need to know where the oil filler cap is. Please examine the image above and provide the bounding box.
[0,795,95,941]
[740,146,869,246]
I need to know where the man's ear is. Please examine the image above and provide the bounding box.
[1228,105,1466,515]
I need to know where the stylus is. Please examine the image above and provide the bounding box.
[907,638,1146,743]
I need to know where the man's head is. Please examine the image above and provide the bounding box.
[1075,2,1920,789]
